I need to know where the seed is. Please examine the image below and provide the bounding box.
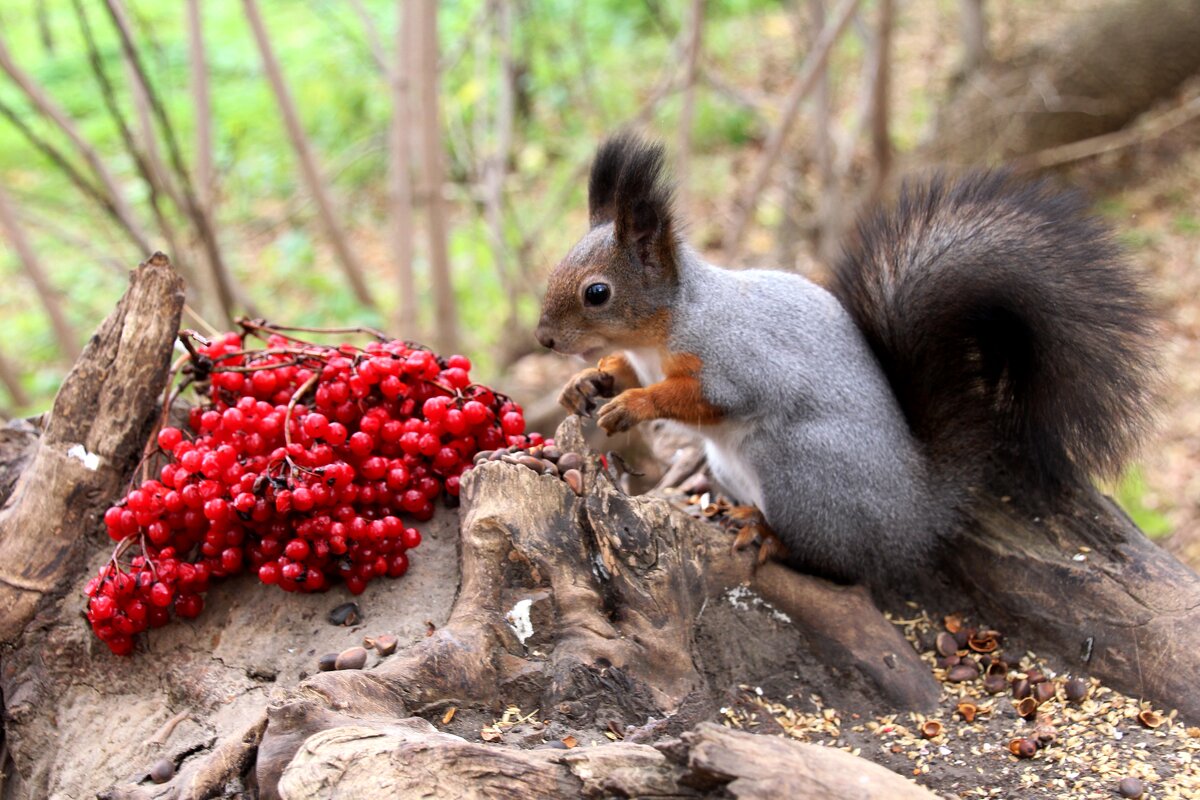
[1064,676,1089,703]
[1137,710,1164,729]
[558,452,583,472]
[956,701,977,722]
[542,446,562,462]
[1016,696,1039,719]
[935,632,959,658]
[474,450,495,464]
[920,720,944,738]
[936,655,961,669]
[1118,777,1144,798]
[149,758,175,783]
[541,461,559,477]
[373,634,398,656]
[1012,678,1031,699]
[983,674,1008,695]
[488,450,505,461]
[946,663,978,683]
[517,455,545,472]
[1033,681,1057,703]
[1009,737,1038,758]
[954,627,972,649]
[563,469,583,496]
[1025,668,1046,685]
[328,601,361,627]
[335,646,368,671]
[317,652,339,671]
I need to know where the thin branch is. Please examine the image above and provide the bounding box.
[0,182,81,361]
[867,0,893,199]
[0,345,30,409]
[240,0,377,309]
[1013,94,1200,171]
[102,0,249,322]
[483,0,519,329]
[186,0,214,216]
[0,30,153,255]
[959,0,989,76]
[721,0,862,261]
[676,0,704,220]
[345,0,391,75]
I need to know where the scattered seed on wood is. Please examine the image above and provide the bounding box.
[328,602,361,626]
[442,706,457,725]
[1118,776,1145,798]
[317,652,338,671]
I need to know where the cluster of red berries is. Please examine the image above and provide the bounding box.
[86,325,537,655]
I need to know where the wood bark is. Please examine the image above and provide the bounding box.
[927,0,1200,163]
[241,0,377,310]
[0,253,183,644]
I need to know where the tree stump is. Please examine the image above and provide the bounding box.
[2,261,1198,798]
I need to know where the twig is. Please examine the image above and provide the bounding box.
[722,0,862,261]
[1013,95,1200,171]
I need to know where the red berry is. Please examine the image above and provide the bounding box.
[157,427,183,450]
[149,582,173,608]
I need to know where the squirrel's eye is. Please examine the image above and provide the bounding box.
[584,283,611,307]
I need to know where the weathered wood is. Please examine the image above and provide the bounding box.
[0,253,184,644]
[114,415,936,799]
[945,486,1200,721]
[274,719,938,800]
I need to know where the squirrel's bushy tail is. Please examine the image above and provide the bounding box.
[830,171,1158,491]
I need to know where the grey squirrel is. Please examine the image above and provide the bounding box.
[534,133,1158,585]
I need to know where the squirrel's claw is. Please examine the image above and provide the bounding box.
[559,368,616,417]
[596,397,637,434]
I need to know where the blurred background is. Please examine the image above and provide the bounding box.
[0,0,1197,563]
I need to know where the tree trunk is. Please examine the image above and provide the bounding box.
[927,0,1200,163]
[389,0,419,339]
[413,0,459,354]
[676,0,704,221]
[241,0,377,310]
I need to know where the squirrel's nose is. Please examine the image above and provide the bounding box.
[535,326,555,350]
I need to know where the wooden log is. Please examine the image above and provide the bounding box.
[274,719,938,799]
[0,253,184,644]
[945,485,1200,720]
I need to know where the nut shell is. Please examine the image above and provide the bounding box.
[1064,676,1090,703]
[920,720,944,739]
[946,663,979,683]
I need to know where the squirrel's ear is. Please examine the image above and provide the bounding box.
[613,137,677,269]
[588,134,632,228]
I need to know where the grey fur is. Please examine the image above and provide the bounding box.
[654,248,943,581]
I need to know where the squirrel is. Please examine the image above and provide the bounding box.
[534,133,1158,585]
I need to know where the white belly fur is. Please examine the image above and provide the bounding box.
[621,348,764,508]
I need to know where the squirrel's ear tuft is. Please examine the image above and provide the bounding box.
[588,133,635,228]
[613,136,676,268]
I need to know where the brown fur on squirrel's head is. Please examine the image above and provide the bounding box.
[535,133,680,358]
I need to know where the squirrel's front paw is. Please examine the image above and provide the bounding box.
[558,368,616,416]
[597,390,654,434]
